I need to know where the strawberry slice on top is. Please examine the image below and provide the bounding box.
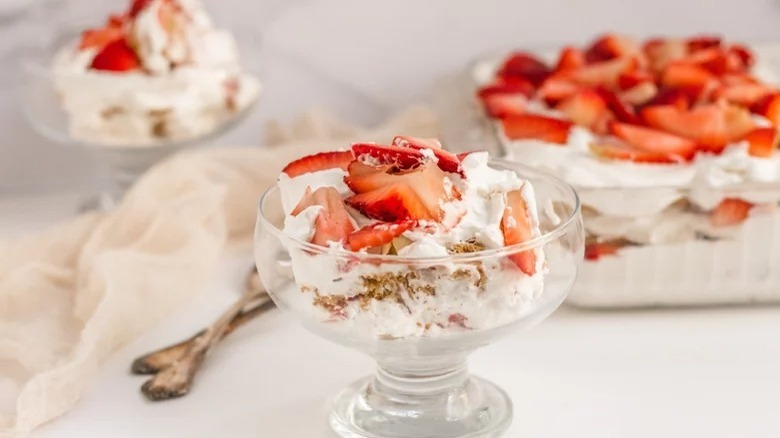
[501,114,573,144]
[501,189,537,275]
[90,38,141,72]
[345,162,460,223]
[80,27,124,51]
[348,220,417,251]
[391,136,464,176]
[498,52,551,86]
[282,150,354,177]
[743,127,778,158]
[291,186,356,247]
[608,122,697,161]
[710,198,753,227]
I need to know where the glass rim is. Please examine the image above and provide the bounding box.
[257,159,581,264]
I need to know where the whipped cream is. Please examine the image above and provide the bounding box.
[52,0,261,146]
[276,151,547,339]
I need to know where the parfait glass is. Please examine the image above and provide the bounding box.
[255,160,584,438]
[17,16,262,210]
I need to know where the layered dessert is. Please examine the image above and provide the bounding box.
[474,34,780,306]
[52,0,260,145]
[275,136,546,338]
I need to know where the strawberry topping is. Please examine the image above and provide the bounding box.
[501,114,573,144]
[743,127,778,158]
[90,38,141,72]
[348,220,416,251]
[282,150,354,177]
[501,189,537,275]
[291,186,356,247]
[710,198,753,227]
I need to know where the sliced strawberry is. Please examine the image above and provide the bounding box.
[751,93,780,126]
[501,189,536,275]
[392,136,441,149]
[348,220,416,251]
[714,83,774,106]
[721,73,759,86]
[596,87,642,124]
[617,70,654,91]
[129,0,153,17]
[537,76,583,106]
[456,150,484,161]
[743,127,778,158]
[687,35,722,52]
[660,62,718,99]
[643,38,688,71]
[710,198,753,227]
[351,143,424,170]
[90,38,140,72]
[643,88,689,110]
[589,141,684,164]
[609,122,697,161]
[584,241,624,261]
[345,162,458,222]
[291,186,356,247]
[569,56,639,87]
[723,104,756,144]
[482,93,527,118]
[686,47,731,75]
[106,13,128,28]
[500,114,573,144]
[555,90,608,128]
[728,44,755,69]
[477,78,535,101]
[79,27,124,51]
[499,52,551,86]
[619,82,658,106]
[344,162,394,193]
[585,34,641,63]
[282,150,354,177]
[555,46,586,72]
[641,104,729,149]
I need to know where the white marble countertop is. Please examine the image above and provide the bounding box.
[3,193,780,438]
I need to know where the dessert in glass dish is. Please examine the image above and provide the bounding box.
[255,136,583,437]
[474,34,780,307]
[20,0,261,208]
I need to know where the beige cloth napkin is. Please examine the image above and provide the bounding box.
[0,106,439,436]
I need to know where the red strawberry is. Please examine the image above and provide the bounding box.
[687,35,722,52]
[456,150,484,161]
[686,47,731,75]
[555,89,608,128]
[751,93,780,125]
[609,122,697,161]
[713,84,773,106]
[569,56,639,87]
[477,77,535,100]
[710,198,753,227]
[482,93,527,118]
[90,38,140,72]
[282,150,354,177]
[129,0,153,17]
[728,44,755,69]
[392,136,442,149]
[345,162,458,222]
[555,46,586,72]
[106,13,128,28]
[661,62,718,99]
[639,103,752,153]
[590,141,685,164]
[392,136,463,175]
[79,27,124,51]
[351,143,424,170]
[500,114,573,144]
[585,34,641,63]
[499,52,551,86]
[721,73,759,86]
[643,38,688,71]
[291,186,356,247]
[743,127,778,158]
[344,161,394,193]
[348,220,416,251]
[501,189,536,275]
[596,87,642,124]
[643,88,689,110]
[619,82,658,106]
[537,76,583,106]
[584,241,624,261]
[617,70,654,90]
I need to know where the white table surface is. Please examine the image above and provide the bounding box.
[3,194,780,438]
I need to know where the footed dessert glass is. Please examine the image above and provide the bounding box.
[255,160,584,438]
[18,21,262,210]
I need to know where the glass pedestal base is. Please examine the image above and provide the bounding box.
[330,361,512,438]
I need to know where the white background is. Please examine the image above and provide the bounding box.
[1,1,780,436]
